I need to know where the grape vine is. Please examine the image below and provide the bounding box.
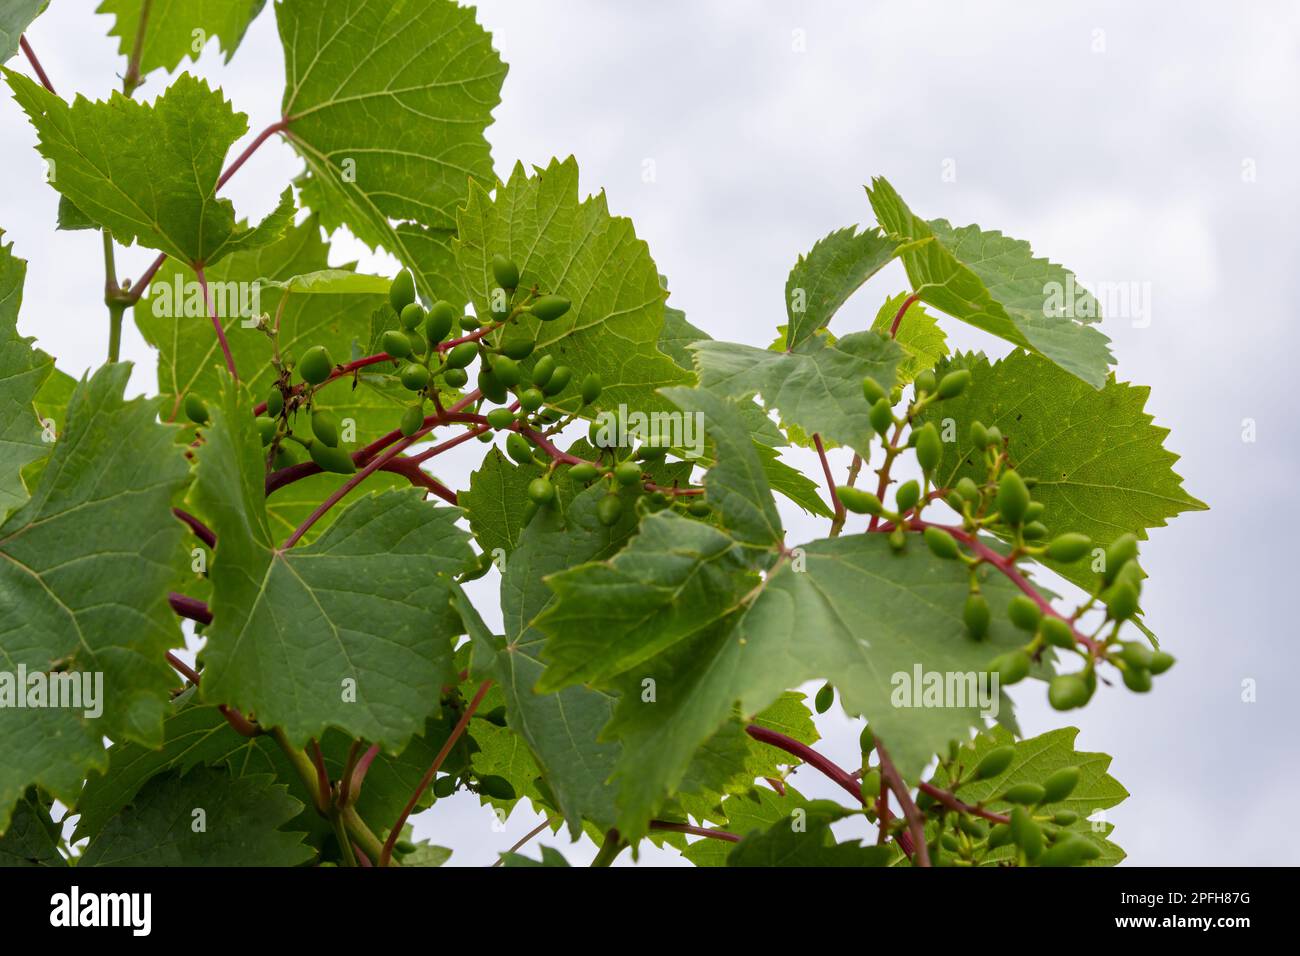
[0,0,1204,868]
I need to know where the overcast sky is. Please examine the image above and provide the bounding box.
[4,1,1296,866]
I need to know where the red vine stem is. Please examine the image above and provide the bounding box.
[308,739,331,814]
[649,821,740,843]
[888,293,921,338]
[917,782,1010,825]
[346,744,381,805]
[168,591,212,625]
[380,679,493,867]
[19,37,56,93]
[163,650,259,737]
[814,433,846,533]
[491,818,553,866]
[518,425,704,497]
[874,739,931,867]
[216,119,288,189]
[194,265,238,380]
[172,507,216,547]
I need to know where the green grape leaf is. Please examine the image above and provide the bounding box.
[871,292,948,384]
[56,195,97,231]
[0,1,47,63]
[594,532,1025,835]
[785,225,897,349]
[257,270,391,296]
[486,483,649,833]
[661,387,783,549]
[867,177,1113,387]
[5,70,294,266]
[538,511,758,691]
[691,331,901,458]
[927,725,1129,865]
[191,374,473,748]
[501,845,570,867]
[0,790,65,867]
[921,350,1206,593]
[728,799,893,867]
[79,767,313,866]
[755,443,832,519]
[460,448,544,558]
[97,0,265,80]
[0,233,54,522]
[456,157,691,412]
[0,363,189,834]
[681,782,809,867]
[657,300,709,373]
[398,840,452,867]
[277,0,506,301]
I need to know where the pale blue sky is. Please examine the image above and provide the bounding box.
[3,1,1294,865]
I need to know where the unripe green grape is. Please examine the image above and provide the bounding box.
[973,745,1015,780]
[459,313,481,331]
[987,824,1014,849]
[568,462,599,483]
[1048,674,1090,711]
[443,367,468,389]
[1010,807,1044,860]
[868,398,893,435]
[940,833,960,853]
[915,423,942,473]
[957,816,988,840]
[686,498,710,517]
[542,365,572,396]
[432,775,457,799]
[956,476,981,501]
[914,369,937,395]
[814,682,834,714]
[924,526,961,560]
[407,331,427,356]
[530,294,571,321]
[1040,616,1075,649]
[486,408,515,430]
[993,649,1031,686]
[256,416,278,446]
[1103,533,1138,581]
[970,420,989,449]
[1053,810,1079,826]
[862,376,887,405]
[505,432,533,465]
[266,388,285,418]
[1007,595,1042,631]
[394,840,418,856]
[1148,650,1175,675]
[895,479,920,514]
[184,392,208,425]
[298,345,333,385]
[985,425,1002,448]
[491,356,520,388]
[837,487,882,515]
[996,470,1030,525]
[479,368,508,404]
[382,329,412,358]
[530,355,556,389]
[1024,501,1045,521]
[1022,521,1049,541]
[1045,532,1091,563]
[312,410,340,447]
[527,477,556,506]
[400,363,430,391]
[964,592,990,641]
[492,253,520,290]
[479,775,517,801]
[1041,766,1080,804]
[936,369,970,399]
[1001,782,1046,805]
[580,373,602,405]
[498,330,535,360]
[1106,581,1139,621]
[446,341,479,369]
[1037,834,1092,867]
[596,493,623,527]
[637,443,668,461]
[400,302,425,331]
[399,404,425,437]
[517,388,543,412]
[426,301,457,342]
[1122,665,1153,693]
[389,270,415,313]
[861,769,881,800]
[309,441,356,475]
[859,725,875,755]
[614,461,642,486]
